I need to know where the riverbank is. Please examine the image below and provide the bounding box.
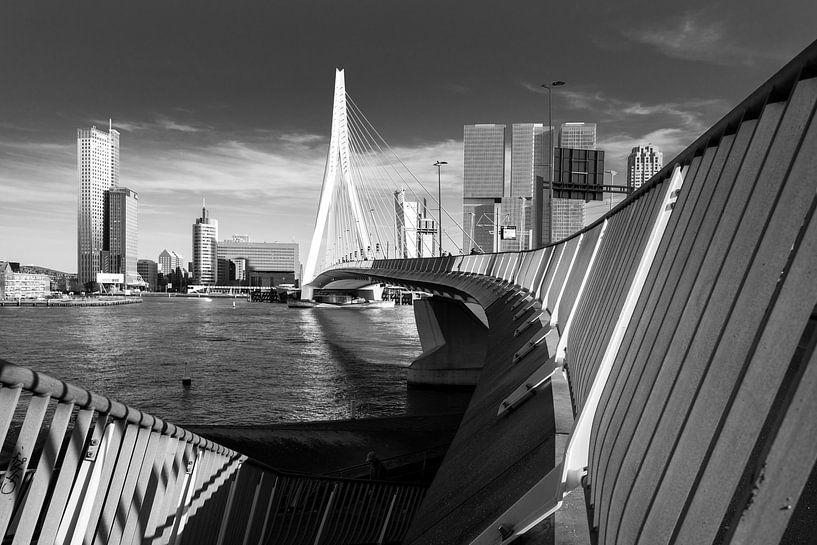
[0,297,142,307]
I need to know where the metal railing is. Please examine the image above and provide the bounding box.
[322,444,450,480]
[0,358,427,545]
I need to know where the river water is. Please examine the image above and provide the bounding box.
[0,297,467,426]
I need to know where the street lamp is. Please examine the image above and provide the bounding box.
[604,170,618,212]
[541,81,565,245]
[434,160,447,256]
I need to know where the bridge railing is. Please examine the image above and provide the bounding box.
[0,358,426,545]
[350,40,817,545]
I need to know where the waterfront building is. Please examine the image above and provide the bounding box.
[559,122,597,150]
[394,190,419,259]
[463,124,505,253]
[192,203,218,285]
[417,215,437,258]
[394,191,438,258]
[234,257,247,282]
[216,239,299,285]
[499,197,533,252]
[627,143,664,191]
[158,249,184,274]
[137,259,158,291]
[508,123,546,250]
[103,187,139,284]
[217,258,236,285]
[0,262,50,300]
[510,123,546,198]
[532,123,603,244]
[77,124,119,288]
[548,147,606,241]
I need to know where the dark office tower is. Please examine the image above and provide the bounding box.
[103,187,139,283]
[137,259,158,291]
[551,148,605,241]
[533,122,603,244]
[77,124,119,288]
[462,124,505,253]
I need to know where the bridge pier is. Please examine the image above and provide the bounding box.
[408,296,488,389]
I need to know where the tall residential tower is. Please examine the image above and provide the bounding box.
[192,202,218,285]
[77,125,119,288]
[627,143,663,191]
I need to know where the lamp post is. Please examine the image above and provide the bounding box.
[434,160,447,256]
[519,195,527,251]
[604,170,618,211]
[468,211,476,252]
[540,81,565,245]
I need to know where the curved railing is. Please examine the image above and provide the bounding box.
[0,358,426,545]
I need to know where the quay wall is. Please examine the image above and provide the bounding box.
[0,297,142,307]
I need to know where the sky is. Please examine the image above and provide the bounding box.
[1,0,815,272]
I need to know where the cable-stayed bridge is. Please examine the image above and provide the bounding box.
[1,41,816,545]
[302,69,473,299]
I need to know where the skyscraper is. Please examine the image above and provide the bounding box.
[77,124,119,288]
[463,124,505,253]
[534,122,603,244]
[103,187,139,284]
[510,123,546,198]
[627,143,663,191]
[559,122,597,150]
[192,202,218,285]
[507,123,546,251]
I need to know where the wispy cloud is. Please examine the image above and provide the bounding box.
[626,10,794,66]
[523,83,731,181]
[279,133,325,146]
[558,89,728,133]
[93,116,206,133]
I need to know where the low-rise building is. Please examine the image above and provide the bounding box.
[1,262,51,300]
[137,259,159,291]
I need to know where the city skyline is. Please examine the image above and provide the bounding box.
[1,1,815,271]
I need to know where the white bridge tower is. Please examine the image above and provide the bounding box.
[302,69,372,291]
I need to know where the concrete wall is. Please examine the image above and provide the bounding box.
[409,296,488,388]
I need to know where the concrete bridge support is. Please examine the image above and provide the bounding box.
[408,296,488,388]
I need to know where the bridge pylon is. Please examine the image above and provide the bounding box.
[302,69,372,293]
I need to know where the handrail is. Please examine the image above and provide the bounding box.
[0,358,223,451]
[321,443,451,479]
[0,358,428,544]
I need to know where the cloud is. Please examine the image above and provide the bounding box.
[521,83,731,184]
[557,89,728,132]
[94,116,205,133]
[626,10,794,66]
[156,118,202,132]
[279,133,324,145]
